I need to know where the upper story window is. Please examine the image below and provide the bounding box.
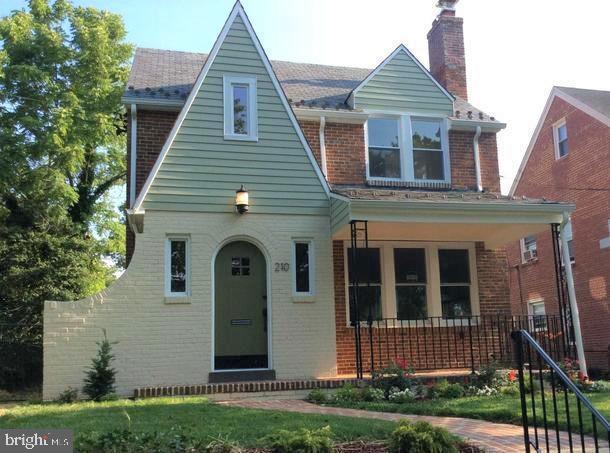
[368,119,401,179]
[223,75,257,141]
[166,237,190,297]
[412,119,445,180]
[366,115,449,183]
[553,120,568,159]
[520,235,538,263]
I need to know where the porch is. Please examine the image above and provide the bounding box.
[330,188,577,377]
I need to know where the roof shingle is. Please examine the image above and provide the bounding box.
[124,47,500,122]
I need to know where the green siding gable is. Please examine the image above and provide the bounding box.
[142,15,328,215]
[353,49,453,116]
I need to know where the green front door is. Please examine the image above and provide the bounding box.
[214,241,268,369]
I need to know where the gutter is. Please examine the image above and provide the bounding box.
[560,212,588,376]
[473,125,483,192]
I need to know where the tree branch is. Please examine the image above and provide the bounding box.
[92,171,126,201]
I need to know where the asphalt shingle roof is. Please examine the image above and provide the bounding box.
[555,86,610,120]
[124,47,500,122]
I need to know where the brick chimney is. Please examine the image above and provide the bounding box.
[427,0,468,100]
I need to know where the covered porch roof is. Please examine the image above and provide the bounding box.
[331,188,574,248]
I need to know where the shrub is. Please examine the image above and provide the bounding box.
[439,383,465,399]
[333,383,362,403]
[361,386,385,402]
[389,420,458,453]
[77,427,208,452]
[55,387,78,404]
[588,380,610,393]
[474,361,501,389]
[306,389,328,404]
[371,359,413,394]
[412,384,429,400]
[261,426,333,453]
[206,436,244,453]
[83,330,117,401]
[388,386,415,403]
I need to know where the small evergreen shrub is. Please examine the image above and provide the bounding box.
[389,420,458,453]
[436,381,465,399]
[306,389,328,404]
[55,387,78,404]
[261,426,333,453]
[83,330,117,401]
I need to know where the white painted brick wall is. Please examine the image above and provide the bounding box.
[43,211,337,400]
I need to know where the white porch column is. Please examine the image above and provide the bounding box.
[560,212,587,376]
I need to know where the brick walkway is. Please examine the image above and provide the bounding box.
[219,399,603,452]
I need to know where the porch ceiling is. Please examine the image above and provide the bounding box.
[331,191,574,249]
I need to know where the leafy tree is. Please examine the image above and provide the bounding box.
[0,0,132,389]
[0,0,132,232]
[83,329,117,401]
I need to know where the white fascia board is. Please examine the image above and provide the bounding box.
[121,96,184,110]
[348,44,455,107]
[294,107,369,124]
[449,118,506,133]
[132,1,330,212]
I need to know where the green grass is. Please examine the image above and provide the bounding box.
[0,397,396,446]
[329,391,610,436]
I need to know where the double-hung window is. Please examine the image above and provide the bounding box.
[166,237,189,296]
[529,300,547,331]
[438,249,471,318]
[293,240,314,296]
[367,118,401,179]
[520,235,538,263]
[394,248,427,319]
[553,120,568,159]
[223,75,257,141]
[347,248,382,322]
[366,116,449,183]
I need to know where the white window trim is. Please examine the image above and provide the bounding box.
[520,236,538,264]
[343,241,479,327]
[365,114,451,184]
[292,239,315,297]
[528,299,547,331]
[165,236,190,297]
[561,219,575,265]
[552,118,568,160]
[223,75,258,141]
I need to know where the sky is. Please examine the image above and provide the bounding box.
[3,0,610,193]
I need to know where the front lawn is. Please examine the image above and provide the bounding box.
[327,391,610,436]
[0,397,397,447]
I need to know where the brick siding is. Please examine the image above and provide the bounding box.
[126,109,178,263]
[507,96,610,372]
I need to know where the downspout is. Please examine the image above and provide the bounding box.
[319,116,328,178]
[129,104,138,207]
[560,212,588,376]
[473,125,483,192]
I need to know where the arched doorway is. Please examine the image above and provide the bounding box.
[214,240,268,370]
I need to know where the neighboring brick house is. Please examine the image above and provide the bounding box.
[41,0,577,399]
[507,86,610,373]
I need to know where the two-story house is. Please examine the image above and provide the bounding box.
[508,86,610,374]
[42,0,579,400]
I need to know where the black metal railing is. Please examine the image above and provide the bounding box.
[512,329,610,452]
[353,314,569,375]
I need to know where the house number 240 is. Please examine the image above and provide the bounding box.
[274,262,289,272]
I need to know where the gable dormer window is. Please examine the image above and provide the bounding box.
[223,75,257,141]
[366,115,450,184]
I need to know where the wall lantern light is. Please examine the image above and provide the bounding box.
[235,185,249,214]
